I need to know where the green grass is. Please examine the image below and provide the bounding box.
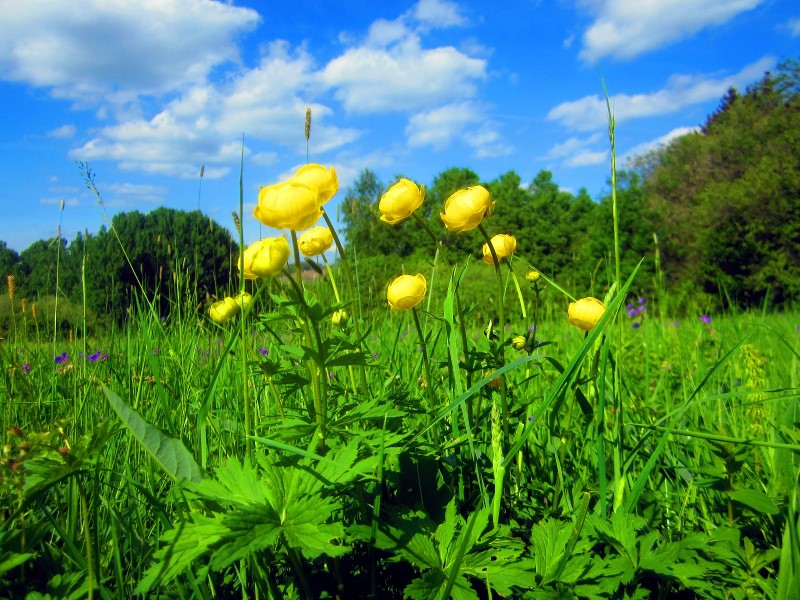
[1,259,798,598]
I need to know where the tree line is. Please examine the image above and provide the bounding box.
[2,60,798,331]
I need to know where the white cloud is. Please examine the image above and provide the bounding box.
[547,56,774,131]
[0,0,259,103]
[48,125,76,139]
[787,17,800,36]
[621,126,699,165]
[413,0,468,28]
[579,0,764,62]
[321,35,486,113]
[546,133,603,159]
[564,149,608,167]
[406,102,481,149]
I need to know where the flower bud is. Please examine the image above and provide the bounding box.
[331,309,349,326]
[239,237,290,279]
[379,179,425,224]
[440,186,494,232]
[482,234,517,265]
[526,270,541,282]
[568,297,606,332]
[511,335,527,350]
[387,274,427,310]
[298,226,334,257]
[209,297,240,325]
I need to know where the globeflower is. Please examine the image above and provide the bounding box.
[234,292,253,311]
[568,297,606,332]
[298,226,334,257]
[387,274,427,310]
[209,297,240,324]
[239,237,290,279]
[482,234,517,265]
[254,180,323,231]
[292,164,338,204]
[440,185,494,232]
[379,179,425,224]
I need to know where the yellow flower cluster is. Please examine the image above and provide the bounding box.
[209,292,253,325]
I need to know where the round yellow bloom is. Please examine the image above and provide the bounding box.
[526,270,541,282]
[234,292,253,311]
[292,164,338,204]
[511,335,527,350]
[239,237,290,280]
[482,234,517,265]
[568,297,606,332]
[387,274,427,310]
[440,185,494,232]
[209,297,240,324]
[331,309,349,326]
[254,180,323,230]
[298,226,334,257]
[379,179,425,224]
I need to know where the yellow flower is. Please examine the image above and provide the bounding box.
[239,237,290,280]
[526,270,541,282]
[387,274,427,310]
[379,179,425,224]
[292,164,338,204]
[254,180,323,230]
[234,292,253,311]
[440,185,494,232]
[209,297,240,324]
[331,309,349,326]
[298,226,334,257]
[568,297,606,332]
[511,335,527,350]
[482,234,517,265]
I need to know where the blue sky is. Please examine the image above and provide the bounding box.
[0,0,797,253]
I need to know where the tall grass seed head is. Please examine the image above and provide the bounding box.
[305,107,312,141]
[7,275,15,299]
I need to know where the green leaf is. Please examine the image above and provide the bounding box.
[101,383,203,482]
[729,489,779,515]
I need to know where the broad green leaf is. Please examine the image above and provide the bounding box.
[101,383,203,482]
[729,489,779,515]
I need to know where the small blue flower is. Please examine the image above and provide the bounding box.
[258,347,269,356]
[54,352,68,364]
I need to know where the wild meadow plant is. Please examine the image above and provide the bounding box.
[1,105,799,599]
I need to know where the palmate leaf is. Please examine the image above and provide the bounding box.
[138,451,350,593]
[101,383,203,482]
[359,499,533,599]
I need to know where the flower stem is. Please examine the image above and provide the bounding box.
[478,224,509,444]
[412,307,437,416]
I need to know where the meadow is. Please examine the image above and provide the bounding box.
[2,121,800,599]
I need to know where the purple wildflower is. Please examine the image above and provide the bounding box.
[87,350,103,362]
[151,348,160,356]
[372,351,379,359]
[258,347,269,356]
[54,352,68,364]
[632,322,641,329]
[700,315,712,324]
[22,363,30,373]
